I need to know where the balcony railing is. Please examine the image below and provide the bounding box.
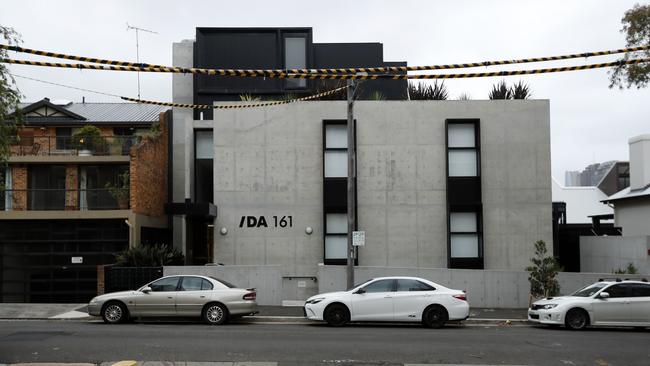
[0,189,130,211]
[10,136,140,157]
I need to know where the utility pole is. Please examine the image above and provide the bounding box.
[126,23,158,99]
[346,78,357,290]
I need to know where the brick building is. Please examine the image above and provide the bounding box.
[0,98,170,302]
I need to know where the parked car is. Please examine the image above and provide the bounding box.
[304,276,469,328]
[88,275,258,325]
[528,279,650,330]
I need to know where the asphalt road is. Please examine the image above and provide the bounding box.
[0,320,648,366]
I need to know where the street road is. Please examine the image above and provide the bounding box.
[0,320,648,366]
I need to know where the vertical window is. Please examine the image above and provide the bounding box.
[446,119,483,269]
[449,212,480,258]
[325,213,348,260]
[447,123,478,177]
[285,36,307,89]
[1,166,10,211]
[324,124,348,178]
[195,130,214,203]
[55,127,72,150]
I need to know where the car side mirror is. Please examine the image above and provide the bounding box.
[598,291,610,299]
[141,286,152,294]
[353,288,365,295]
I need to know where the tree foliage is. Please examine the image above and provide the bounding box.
[610,4,650,89]
[526,240,561,298]
[115,244,185,267]
[488,80,512,99]
[408,81,448,100]
[0,26,22,171]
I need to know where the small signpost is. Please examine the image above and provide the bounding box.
[352,231,365,247]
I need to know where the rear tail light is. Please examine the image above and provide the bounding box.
[453,294,467,301]
[243,292,256,301]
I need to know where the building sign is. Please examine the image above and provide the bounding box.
[353,231,365,246]
[239,215,293,228]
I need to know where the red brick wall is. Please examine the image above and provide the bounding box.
[129,111,169,217]
[65,165,78,210]
[11,165,27,210]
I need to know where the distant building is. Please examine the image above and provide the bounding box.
[564,161,630,195]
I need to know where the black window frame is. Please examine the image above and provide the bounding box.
[194,129,214,204]
[445,119,483,269]
[322,120,357,265]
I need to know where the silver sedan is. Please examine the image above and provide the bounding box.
[88,275,258,325]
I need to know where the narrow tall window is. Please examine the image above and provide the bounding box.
[1,166,11,211]
[323,120,355,265]
[285,36,307,89]
[195,130,214,203]
[446,119,483,269]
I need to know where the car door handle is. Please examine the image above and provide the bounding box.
[200,295,206,299]
[167,296,173,299]
[384,296,392,298]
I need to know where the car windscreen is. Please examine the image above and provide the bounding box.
[571,283,608,297]
[348,278,373,291]
[208,276,237,288]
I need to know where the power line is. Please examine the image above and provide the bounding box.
[10,73,122,98]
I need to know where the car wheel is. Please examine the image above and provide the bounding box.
[324,304,349,327]
[565,308,589,330]
[102,302,127,324]
[422,305,448,329]
[203,303,228,325]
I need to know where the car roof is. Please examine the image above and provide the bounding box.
[596,279,649,285]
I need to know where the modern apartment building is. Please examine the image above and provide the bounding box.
[0,98,170,302]
[168,27,553,300]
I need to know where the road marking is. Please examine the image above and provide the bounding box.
[112,361,137,366]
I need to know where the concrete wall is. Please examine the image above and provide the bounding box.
[210,100,551,275]
[614,197,650,237]
[317,265,645,308]
[164,265,283,305]
[629,134,650,191]
[580,236,650,274]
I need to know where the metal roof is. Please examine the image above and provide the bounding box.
[17,100,169,124]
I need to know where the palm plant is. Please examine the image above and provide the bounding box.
[239,94,261,102]
[489,80,512,99]
[457,93,472,101]
[511,80,532,99]
[408,81,448,100]
[115,244,185,267]
[368,91,386,101]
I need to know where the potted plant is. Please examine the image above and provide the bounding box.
[105,170,130,209]
[72,125,103,156]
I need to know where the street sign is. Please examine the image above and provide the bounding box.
[352,231,365,246]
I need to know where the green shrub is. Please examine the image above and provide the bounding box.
[115,244,185,267]
[526,240,562,298]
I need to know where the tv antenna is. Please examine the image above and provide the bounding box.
[126,23,158,99]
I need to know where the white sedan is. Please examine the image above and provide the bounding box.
[528,279,650,330]
[304,276,470,328]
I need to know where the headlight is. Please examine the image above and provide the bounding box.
[542,304,558,310]
[306,297,325,304]
[89,297,98,304]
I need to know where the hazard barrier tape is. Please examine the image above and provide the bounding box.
[2,43,649,76]
[120,85,349,109]
[3,57,649,79]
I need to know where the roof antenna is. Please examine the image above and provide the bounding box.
[126,23,158,100]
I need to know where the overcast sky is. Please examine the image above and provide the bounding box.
[2,0,649,181]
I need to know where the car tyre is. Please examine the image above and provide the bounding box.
[565,308,589,330]
[203,303,228,325]
[324,303,350,327]
[422,305,448,329]
[102,301,128,324]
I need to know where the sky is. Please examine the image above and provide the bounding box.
[2,0,649,182]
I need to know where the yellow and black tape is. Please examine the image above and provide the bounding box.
[4,57,650,79]
[120,85,349,109]
[2,43,649,76]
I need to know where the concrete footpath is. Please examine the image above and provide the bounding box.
[0,303,528,324]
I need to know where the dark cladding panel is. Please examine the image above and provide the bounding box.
[324,178,348,211]
[195,29,282,93]
[448,177,482,206]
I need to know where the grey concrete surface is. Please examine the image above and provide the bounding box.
[1,321,648,365]
[580,235,650,274]
[0,304,86,319]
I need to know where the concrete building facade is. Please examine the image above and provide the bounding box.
[169,28,552,300]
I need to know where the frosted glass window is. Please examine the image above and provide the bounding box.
[450,212,477,232]
[285,37,306,88]
[325,236,348,259]
[326,213,347,234]
[448,123,475,148]
[450,234,479,258]
[448,150,477,176]
[325,125,348,149]
[195,131,213,159]
[325,151,348,177]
